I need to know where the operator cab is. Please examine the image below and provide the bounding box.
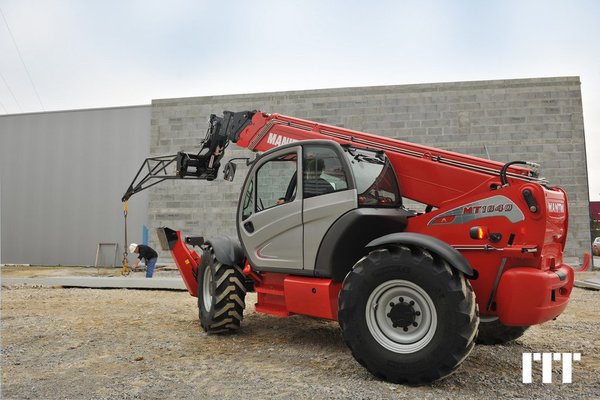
[237,140,407,275]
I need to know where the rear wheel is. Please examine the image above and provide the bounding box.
[338,245,478,384]
[476,316,529,345]
[197,247,246,333]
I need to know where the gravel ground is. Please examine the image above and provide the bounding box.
[1,267,599,399]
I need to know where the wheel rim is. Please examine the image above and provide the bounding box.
[202,265,213,310]
[365,279,437,354]
[479,314,499,323]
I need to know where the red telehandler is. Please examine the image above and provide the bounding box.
[122,110,574,384]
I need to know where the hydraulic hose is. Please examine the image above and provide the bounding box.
[499,160,539,186]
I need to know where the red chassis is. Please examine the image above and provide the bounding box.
[162,226,573,327]
[161,227,342,321]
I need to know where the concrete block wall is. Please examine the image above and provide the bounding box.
[149,77,589,260]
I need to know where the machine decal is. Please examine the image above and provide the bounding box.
[547,201,565,216]
[266,132,298,147]
[428,195,524,225]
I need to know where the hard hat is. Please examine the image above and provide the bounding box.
[129,243,138,253]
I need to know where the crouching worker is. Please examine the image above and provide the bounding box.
[129,243,158,278]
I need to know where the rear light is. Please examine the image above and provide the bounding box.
[469,226,489,240]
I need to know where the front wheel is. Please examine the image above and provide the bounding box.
[338,245,479,384]
[197,247,246,334]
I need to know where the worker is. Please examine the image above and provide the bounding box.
[129,243,158,278]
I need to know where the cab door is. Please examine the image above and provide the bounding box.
[301,144,357,271]
[238,146,303,270]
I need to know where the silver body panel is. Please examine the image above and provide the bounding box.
[303,189,357,270]
[243,199,304,269]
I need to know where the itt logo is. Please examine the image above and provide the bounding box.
[522,352,581,383]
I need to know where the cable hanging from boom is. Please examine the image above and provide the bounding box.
[121,201,130,276]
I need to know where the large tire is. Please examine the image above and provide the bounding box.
[475,316,529,345]
[338,245,478,384]
[197,248,246,334]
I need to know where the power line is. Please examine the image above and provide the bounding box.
[0,69,23,112]
[0,98,7,113]
[0,6,45,111]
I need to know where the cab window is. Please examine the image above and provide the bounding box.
[256,152,297,211]
[345,149,401,207]
[303,146,349,198]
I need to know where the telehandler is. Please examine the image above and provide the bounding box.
[123,110,573,384]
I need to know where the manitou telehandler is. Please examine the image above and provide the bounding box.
[122,110,574,384]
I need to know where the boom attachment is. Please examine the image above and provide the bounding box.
[121,111,255,201]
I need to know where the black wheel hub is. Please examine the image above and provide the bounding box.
[387,298,419,329]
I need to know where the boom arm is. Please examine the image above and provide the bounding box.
[231,112,542,207]
[123,109,540,207]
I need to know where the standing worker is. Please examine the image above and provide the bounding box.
[129,243,158,278]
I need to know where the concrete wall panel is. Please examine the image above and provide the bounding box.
[0,106,151,266]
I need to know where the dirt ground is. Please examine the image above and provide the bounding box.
[1,266,599,399]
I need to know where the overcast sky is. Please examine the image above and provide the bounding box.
[1,0,599,199]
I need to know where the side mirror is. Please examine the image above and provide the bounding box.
[223,161,237,181]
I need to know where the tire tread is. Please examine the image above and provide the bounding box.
[339,245,479,384]
[198,248,246,334]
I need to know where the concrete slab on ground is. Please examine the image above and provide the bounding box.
[574,272,600,290]
[1,276,187,290]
